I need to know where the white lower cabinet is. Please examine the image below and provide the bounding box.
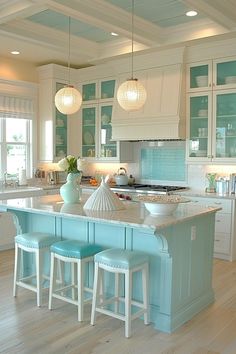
[188,196,235,261]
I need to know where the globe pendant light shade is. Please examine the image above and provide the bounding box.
[55,17,82,115]
[117,0,147,112]
[55,85,82,114]
[117,78,147,112]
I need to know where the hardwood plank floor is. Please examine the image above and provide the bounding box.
[1,249,236,354]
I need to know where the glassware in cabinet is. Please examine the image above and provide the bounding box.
[82,106,96,158]
[55,83,67,159]
[187,94,210,159]
[215,59,236,87]
[215,91,236,158]
[188,63,210,91]
[99,104,117,158]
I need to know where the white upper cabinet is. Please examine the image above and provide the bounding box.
[112,63,185,141]
[186,57,236,163]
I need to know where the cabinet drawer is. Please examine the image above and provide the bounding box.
[189,197,232,213]
[215,213,231,233]
[214,232,231,254]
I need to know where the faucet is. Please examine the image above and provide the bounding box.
[3,172,8,187]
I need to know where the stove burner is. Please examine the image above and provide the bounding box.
[113,184,188,194]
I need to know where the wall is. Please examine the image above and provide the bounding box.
[0,56,38,83]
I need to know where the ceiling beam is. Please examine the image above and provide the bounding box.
[0,0,48,24]
[0,19,99,59]
[182,0,236,30]
[45,0,163,46]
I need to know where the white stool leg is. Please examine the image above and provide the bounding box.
[125,269,132,338]
[13,244,20,297]
[71,262,76,300]
[114,272,120,313]
[49,252,55,310]
[77,259,84,322]
[35,249,43,307]
[142,263,149,325]
[91,262,99,325]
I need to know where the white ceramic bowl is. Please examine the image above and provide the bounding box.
[144,202,178,215]
[137,195,190,216]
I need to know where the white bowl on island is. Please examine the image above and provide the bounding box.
[136,195,190,216]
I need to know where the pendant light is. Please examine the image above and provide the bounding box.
[55,17,82,115]
[117,0,147,112]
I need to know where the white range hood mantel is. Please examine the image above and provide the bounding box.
[112,49,185,141]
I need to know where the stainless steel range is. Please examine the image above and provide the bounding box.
[112,184,188,195]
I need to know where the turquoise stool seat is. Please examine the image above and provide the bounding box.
[49,240,103,321]
[91,248,150,338]
[13,226,58,307]
[95,248,149,269]
[51,240,102,259]
[15,232,58,249]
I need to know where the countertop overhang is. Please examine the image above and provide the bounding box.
[0,193,221,234]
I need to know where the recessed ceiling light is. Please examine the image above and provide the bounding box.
[186,10,198,17]
[11,50,20,55]
[111,32,118,36]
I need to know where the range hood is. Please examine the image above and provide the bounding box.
[112,63,185,141]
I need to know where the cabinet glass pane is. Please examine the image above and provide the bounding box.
[216,92,236,158]
[82,107,96,157]
[100,105,116,158]
[55,83,67,158]
[101,80,115,99]
[189,95,208,157]
[82,83,96,101]
[217,60,236,86]
[190,65,208,89]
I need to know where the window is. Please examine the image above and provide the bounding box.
[0,83,37,180]
[0,118,32,177]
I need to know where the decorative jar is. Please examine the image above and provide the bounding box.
[60,172,82,204]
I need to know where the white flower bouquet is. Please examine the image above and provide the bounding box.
[58,155,84,174]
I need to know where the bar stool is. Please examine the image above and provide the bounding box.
[13,229,58,307]
[91,248,149,338]
[48,240,103,321]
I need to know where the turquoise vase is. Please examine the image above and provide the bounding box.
[60,172,82,204]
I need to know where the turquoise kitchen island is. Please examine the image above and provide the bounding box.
[0,193,220,333]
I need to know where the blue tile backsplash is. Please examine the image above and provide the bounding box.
[140,146,186,181]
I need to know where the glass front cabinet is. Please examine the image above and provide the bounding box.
[55,83,68,160]
[80,79,119,161]
[186,57,236,162]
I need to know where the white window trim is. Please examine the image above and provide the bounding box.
[0,78,38,179]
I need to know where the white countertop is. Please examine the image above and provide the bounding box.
[0,193,221,233]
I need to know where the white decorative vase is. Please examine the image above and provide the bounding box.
[60,172,82,204]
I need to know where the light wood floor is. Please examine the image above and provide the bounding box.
[1,250,236,354]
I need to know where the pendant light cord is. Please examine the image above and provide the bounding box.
[131,0,134,79]
[68,16,71,85]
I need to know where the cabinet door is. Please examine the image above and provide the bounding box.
[99,104,117,159]
[81,106,97,159]
[82,82,97,102]
[212,89,236,161]
[186,92,212,161]
[214,57,236,89]
[100,79,115,99]
[186,61,212,92]
[55,82,68,160]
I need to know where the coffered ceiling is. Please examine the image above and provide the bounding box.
[1,0,236,68]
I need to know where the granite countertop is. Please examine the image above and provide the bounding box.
[0,193,221,233]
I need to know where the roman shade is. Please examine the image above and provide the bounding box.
[0,95,34,119]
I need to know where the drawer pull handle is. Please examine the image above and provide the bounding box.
[214,202,222,205]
